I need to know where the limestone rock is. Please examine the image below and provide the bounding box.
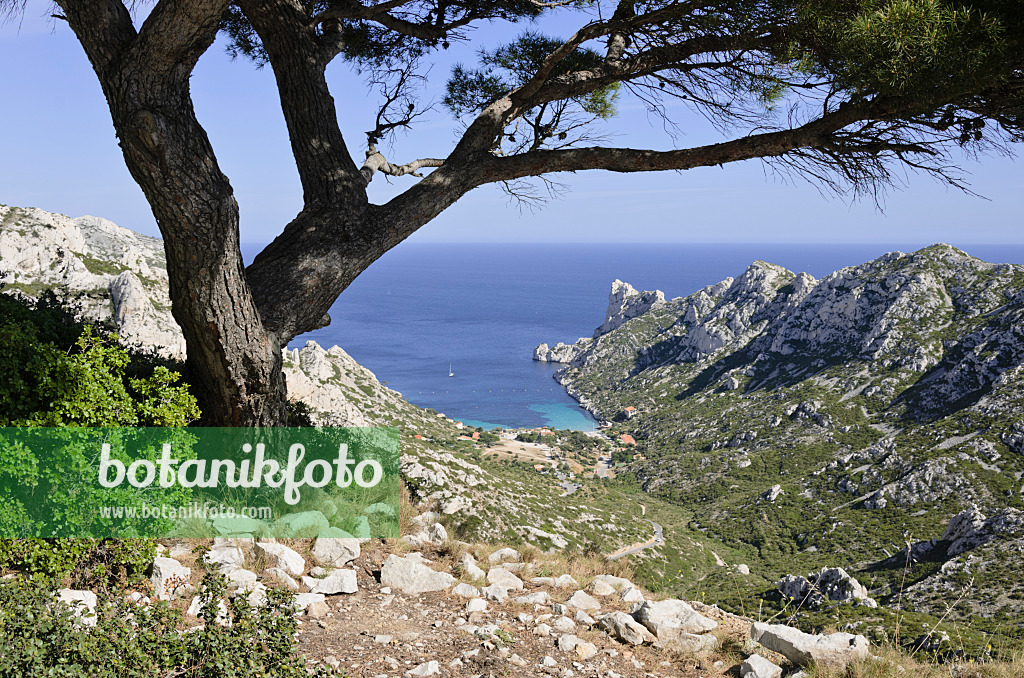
[741,655,783,678]
[598,611,654,645]
[487,567,524,590]
[256,542,306,577]
[633,599,717,641]
[777,568,876,608]
[460,553,487,580]
[406,660,440,677]
[149,557,192,601]
[488,547,521,564]
[312,537,360,567]
[304,569,358,595]
[453,583,481,598]
[482,584,510,603]
[57,589,98,626]
[750,622,870,669]
[564,590,601,611]
[381,554,455,594]
[264,568,299,591]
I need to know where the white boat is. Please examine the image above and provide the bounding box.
[448,362,454,378]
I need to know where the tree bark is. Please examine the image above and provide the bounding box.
[58,0,289,426]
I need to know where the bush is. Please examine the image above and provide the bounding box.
[0,292,197,583]
[0,572,339,678]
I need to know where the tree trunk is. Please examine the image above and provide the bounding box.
[105,75,289,426]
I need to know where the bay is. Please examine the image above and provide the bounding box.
[241,242,1024,431]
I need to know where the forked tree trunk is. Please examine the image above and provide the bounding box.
[104,73,289,425]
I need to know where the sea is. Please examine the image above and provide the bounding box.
[241,243,1024,432]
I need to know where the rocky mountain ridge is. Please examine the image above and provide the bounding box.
[534,245,1024,626]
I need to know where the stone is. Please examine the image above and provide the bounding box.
[312,537,360,567]
[554,574,580,588]
[225,568,258,589]
[256,542,306,577]
[460,553,487,580]
[489,547,521,564]
[304,569,358,595]
[763,485,783,502]
[633,599,717,641]
[557,634,581,652]
[533,623,552,636]
[741,655,783,678]
[598,611,654,645]
[655,633,720,653]
[204,544,246,571]
[426,523,448,545]
[273,511,329,537]
[453,583,481,598]
[552,616,576,633]
[575,610,596,626]
[737,564,750,575]
[466,598,488,613]
[237,582,268,608]
[513,591,550,605]
[406,660,440,677]
[149,557,192,601]
[592,574,634,590]
[564,590,601,611]
[777,568,877,609]
[487,567,524,590]
[750,622,870,669]
[619,587,644,603]
[380,554,455,594]
[575,642,598,660]
[509,653,528,667]
[264,567,299,591]
[57,589,98,626]
[291,592,327,614]
[541,656,558,667]
[482,584,510,603]
[305,600,330,618]
[589,579,616,596]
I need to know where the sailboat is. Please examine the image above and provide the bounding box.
[448,362,454,378]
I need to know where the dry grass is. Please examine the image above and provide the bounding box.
[809,646,1024,678]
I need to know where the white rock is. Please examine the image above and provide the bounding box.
[453,583,481,598]
[466,598,488,613]
[57,589,98,626]
[489,547,521,564]
[264,567,299,591]
[552,616,576,633]
[741,655,783,678]
[554,574,580,588]
[482,584,510,603]
[592,574,634,590]
[619,587,644,603]
[750,622,870,669]
[312,537,360,567]
[204,544,246,571]
[380,554,455,594]
[256,542,306,577]
[426,523,448,545]
[291,592,327,614]
[149,557,192,601]
[634,599,717,641]
[225,568,258,589]
[513,591,549,605]
[304,569,358,595]
[564,590,601,611]
[406,660,440,677]
[598,611,654,645]
[589,579,616,596]
[487,567,524,590]
[460,553,487,580]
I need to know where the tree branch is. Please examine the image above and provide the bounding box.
[131,0,228,74]
[54,0,136,74]
[361,150,444,183]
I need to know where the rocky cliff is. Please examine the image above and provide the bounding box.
[535,245,1024,625]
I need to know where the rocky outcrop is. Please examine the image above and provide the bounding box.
[777,568,877,609]
[943,506,1024,557]
[0,204,184,357]
[594,280,666,337]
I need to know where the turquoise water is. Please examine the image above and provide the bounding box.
[241,243,1024,431]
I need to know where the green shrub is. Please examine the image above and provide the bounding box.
[0,293,197,583]
[0,572,339,678]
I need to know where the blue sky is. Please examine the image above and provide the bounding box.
[1,3,1022,245]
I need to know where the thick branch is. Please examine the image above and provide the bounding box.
[237,0,365,206]
[55,0,136,74]
[131,0,229,74]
